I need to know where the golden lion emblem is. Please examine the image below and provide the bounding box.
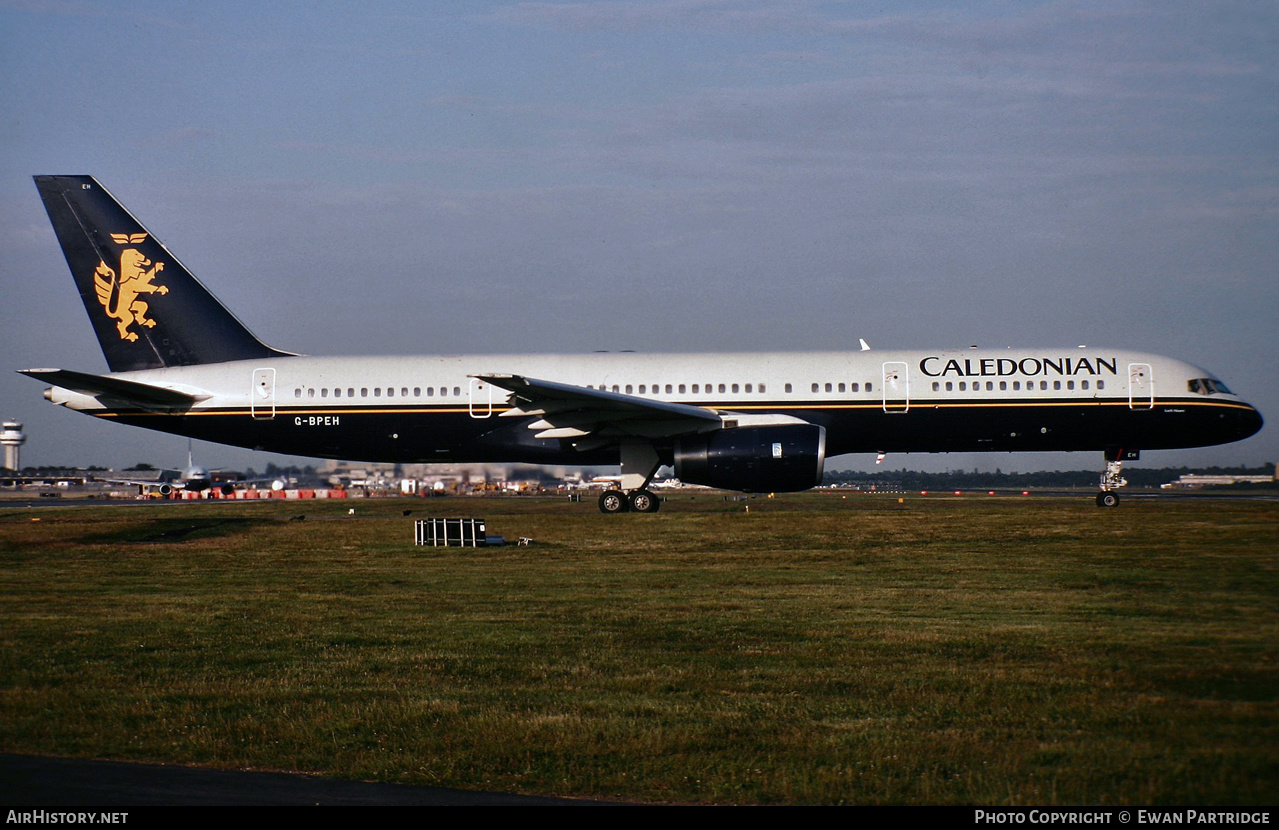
[94,234,168,341]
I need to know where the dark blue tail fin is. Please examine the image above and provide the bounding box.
[34,175,292,372]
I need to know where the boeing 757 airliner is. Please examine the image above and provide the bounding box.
[21,176,1263,512]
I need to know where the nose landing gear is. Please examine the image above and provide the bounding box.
[1097,448,1136,507]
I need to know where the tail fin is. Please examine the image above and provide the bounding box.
[33,175,293,372]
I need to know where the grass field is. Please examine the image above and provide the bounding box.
[1,492,1276,805]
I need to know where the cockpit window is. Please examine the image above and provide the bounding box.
[1189,378,1233,396]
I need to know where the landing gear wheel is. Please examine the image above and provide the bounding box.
[629,489,660,513]
[599,490,629,514]
[1096,492,1120,508]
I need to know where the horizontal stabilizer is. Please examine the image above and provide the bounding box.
[18,368,206,410]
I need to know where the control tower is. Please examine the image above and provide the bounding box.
[1,420,26,471]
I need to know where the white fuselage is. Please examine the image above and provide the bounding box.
[43,346,1262,466]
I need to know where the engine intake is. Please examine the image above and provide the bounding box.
[674,424,826,493]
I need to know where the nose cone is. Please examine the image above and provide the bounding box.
[1238,403,1264,441]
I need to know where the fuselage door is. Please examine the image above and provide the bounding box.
[882,361,909,413]
[251,368,276,420]
[1128,363,1154,410]
[469,377,493,419]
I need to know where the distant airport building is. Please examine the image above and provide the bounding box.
[1,420,26,471]
[1163,468,1277,489]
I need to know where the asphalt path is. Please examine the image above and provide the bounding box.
[0,753,619,806]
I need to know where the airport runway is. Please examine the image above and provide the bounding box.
[0,753,619,806]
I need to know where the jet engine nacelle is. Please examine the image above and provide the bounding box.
[674,424,826,493]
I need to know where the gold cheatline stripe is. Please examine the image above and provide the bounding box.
[93,397,1252,418]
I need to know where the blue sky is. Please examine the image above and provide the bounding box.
[1,0,1275,473]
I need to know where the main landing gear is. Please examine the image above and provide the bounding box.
[599,488,661,514]
[598,440,664,515]
[1096,448,1135,508]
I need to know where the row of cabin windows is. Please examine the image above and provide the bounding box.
[587,383,769,395]
[583,382,890,395]
[294,386,463,399]
[292,382,902,400]
[812,382,873,394]
[930,379,1106,393]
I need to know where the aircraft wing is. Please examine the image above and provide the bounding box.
[476,374,723,451]
[18,368,207,411]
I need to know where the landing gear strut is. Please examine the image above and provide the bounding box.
[598,441,664,515]
[1096,449,1134,508]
